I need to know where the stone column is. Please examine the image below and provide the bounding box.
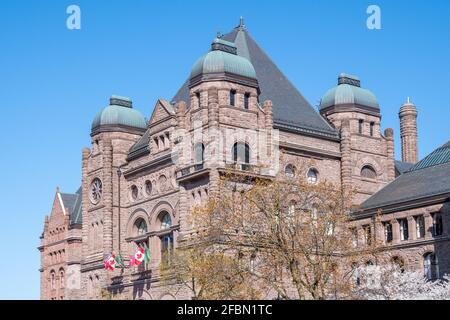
[392,219,400,244]
[399,100,418,163]
[424,212,433,239]
[384,128,395,181]
[340,119,352,194]
[80,147,90,295]
[102,138,113,254]
[407,216,416,241]
[264,100,273,160]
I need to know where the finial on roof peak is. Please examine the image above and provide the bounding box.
[238,16,246,30]
[402,97,415,106]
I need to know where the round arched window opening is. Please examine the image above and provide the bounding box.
[131,185,139,200]
[194,143,205,164]
[307,168,318,184]
[391,256,405,273]
[361,165,377,179]
[145,180,152,196]
[424,252,439,280]
[135,219,148,236]
[232,142,250,164]
[285,164,295,178]
[160,212,172,230]
[90,178,103,204]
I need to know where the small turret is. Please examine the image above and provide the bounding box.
[399,98,418,164]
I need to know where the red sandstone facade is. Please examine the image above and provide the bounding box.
[39,20,450,300]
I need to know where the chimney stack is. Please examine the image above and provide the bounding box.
[399,98,418,163]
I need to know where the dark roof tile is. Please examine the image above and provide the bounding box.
[172,25,338,139]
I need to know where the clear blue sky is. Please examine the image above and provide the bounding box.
[0,0,449,299]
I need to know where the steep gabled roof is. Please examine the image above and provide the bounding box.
[362,141,450,211]
[172,23,339,140]
[60,187,82,225]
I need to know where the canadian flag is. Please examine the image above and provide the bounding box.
[133,247,145,266]
[104,254,116,271]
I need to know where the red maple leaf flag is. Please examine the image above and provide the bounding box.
[134,247,145,266]
[104,254,116,271]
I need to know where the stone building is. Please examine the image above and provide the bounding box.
[39,19,449,299]
[39,188,82,300]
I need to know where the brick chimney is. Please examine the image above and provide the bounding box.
[399,98,418,163]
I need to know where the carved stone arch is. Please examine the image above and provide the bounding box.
[387,253,406,270]
[158,292,176,300]
[227,130,258,164]
[126,208,151,238]
[355,157,383,177]
[149,201,175,231]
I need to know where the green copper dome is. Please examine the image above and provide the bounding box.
[190,38,257,80]
[91,96,147,134]
[320,73,379,110]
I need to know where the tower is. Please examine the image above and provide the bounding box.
[81,95,147,298]
[320,73,395,204]
[399,98,418,164]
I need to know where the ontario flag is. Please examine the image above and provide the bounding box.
[104,254,116,271]
[130,247,145,267]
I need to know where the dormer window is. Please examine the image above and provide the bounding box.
[230,90,236,106]
[244,93,250,109]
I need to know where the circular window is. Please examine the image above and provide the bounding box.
[131,185,139,200]
[307,168,318,184]
[284,164,295,178]
[145,180,152,196]
[90,178,103,204]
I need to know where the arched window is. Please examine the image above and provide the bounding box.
[194,143,205,170]
[135,219,148,236]
[244,93,250,109]
[232,143,250,165]
[391,256,405,272]
[145,180,152,196]
[50,270,56,290]
[230,90,236,106]
[358,119,364,134]
[285,164,295,178]
[424,253,439,280]
[59,269,65,288]
[307,168,318,184]
[361,165,377,179]
[131,185,138,200]
[161,212,172,230]
[160,212,174,264]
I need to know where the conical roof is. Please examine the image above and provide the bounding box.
[172,22,338,140]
